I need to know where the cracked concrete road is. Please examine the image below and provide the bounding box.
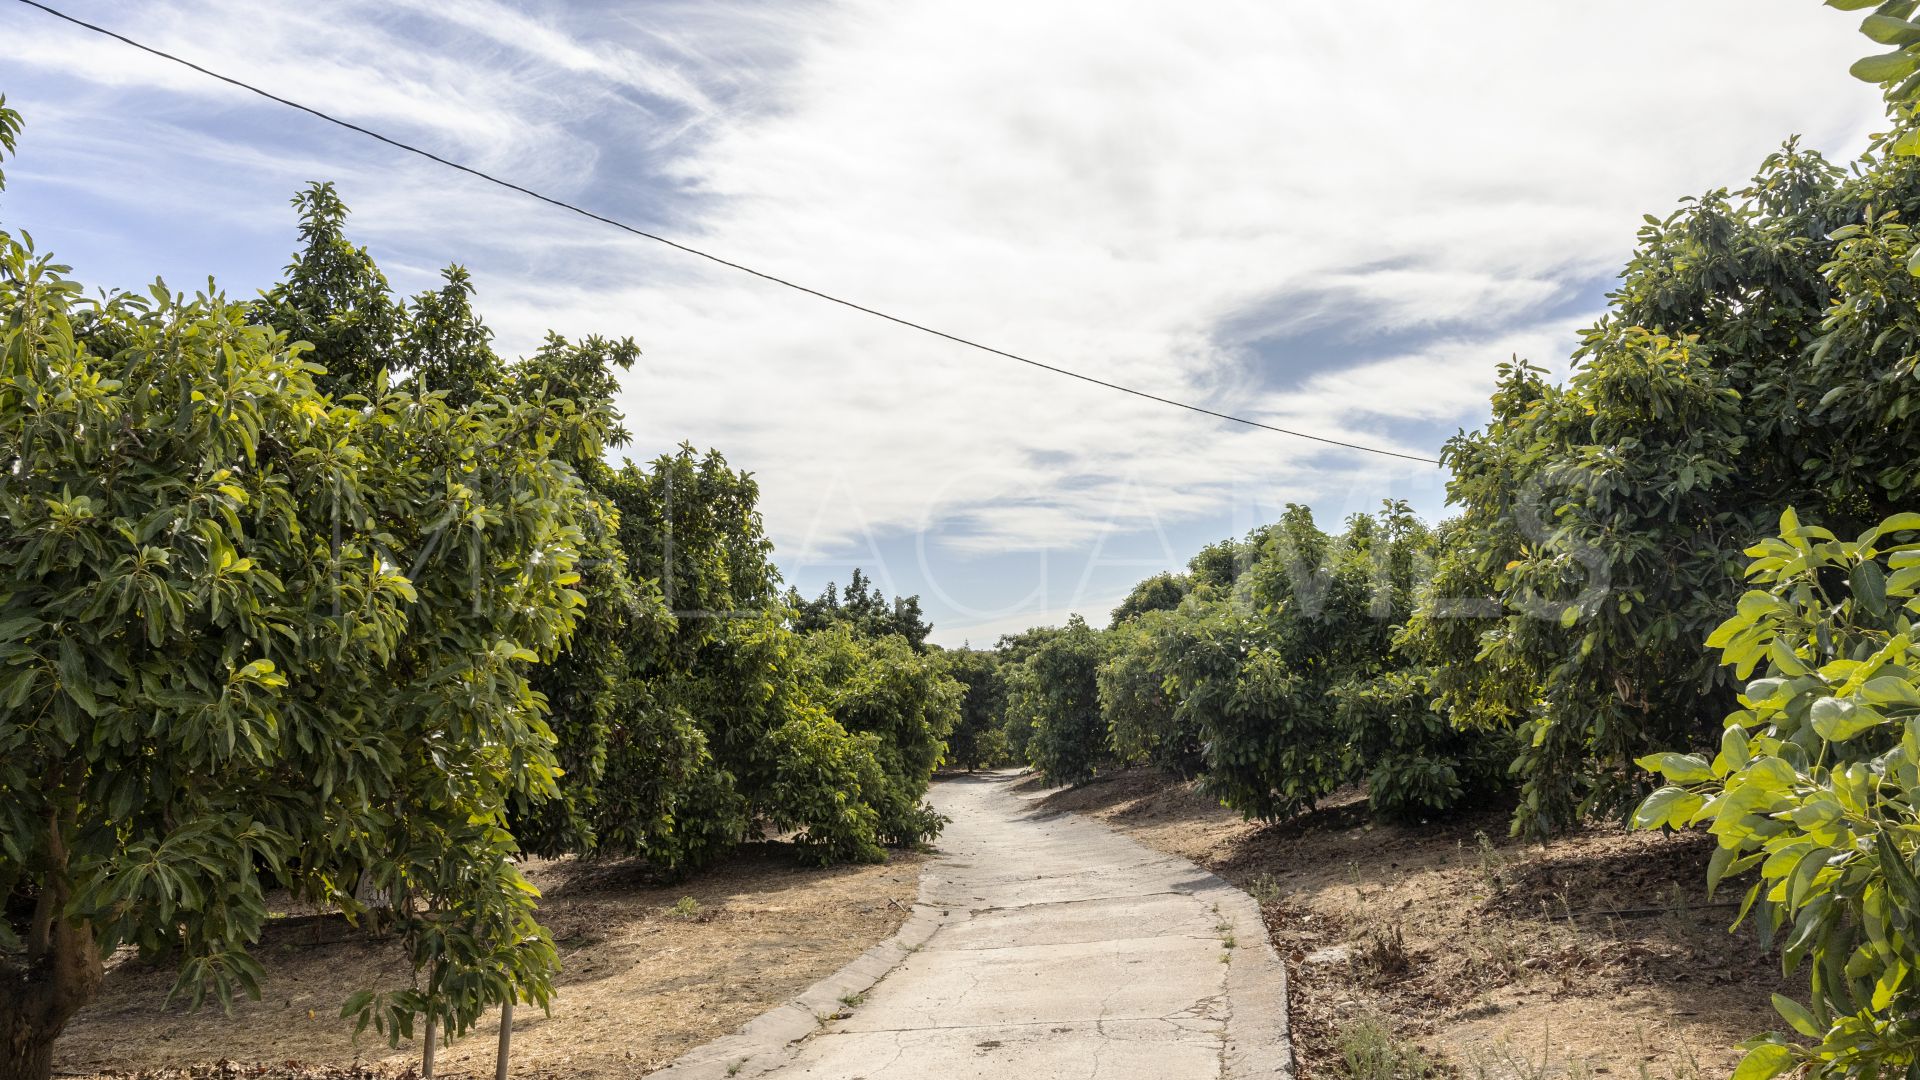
[761,771,1291,1079]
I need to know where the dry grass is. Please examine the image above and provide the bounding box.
[55,843,923,1080]
[1030,767,1800,1080]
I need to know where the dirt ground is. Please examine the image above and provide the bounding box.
[1030,768,1799,1080]
[53,843,923,1080]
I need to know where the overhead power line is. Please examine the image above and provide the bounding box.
[13,0,1443,466]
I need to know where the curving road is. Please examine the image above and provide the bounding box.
[759,771,1292,1079]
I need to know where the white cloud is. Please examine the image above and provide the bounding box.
[0,0,1888,642]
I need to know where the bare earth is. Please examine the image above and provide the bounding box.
[1029,768,1800,1080]
[54,844,923,1080]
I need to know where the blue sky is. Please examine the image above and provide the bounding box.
[0,1,1887,645]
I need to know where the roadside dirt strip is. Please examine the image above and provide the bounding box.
[649,771,1293,1080]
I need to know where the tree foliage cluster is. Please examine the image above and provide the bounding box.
[1635,509,1920,1079]
[986,502,1508,822]
[0,104,958,1080]
[787,568,932,651]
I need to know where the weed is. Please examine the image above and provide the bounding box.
[1247,872,1283,906]
[669,896,701,920]
[1630,1024,1704,1080]
[1338,1016,1439,1080]
[1465,1024,1553,1080]
[1671,1043,1705,1080]
[726,1060,745,1077]
[839,991,868,1008]
[1360,923,1410,979]
[1474,830,1505,892]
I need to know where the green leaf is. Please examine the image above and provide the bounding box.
[1713,725,1751,778]
[1633,786,1689,829]
[1730,1043,1793,1080]
[1874,957,1910,1010]
[1830,0,1884,9]
[1811,696,1886,742]
[1770,993,1821,1038]
[1744,757,1801,791]
[1636,752,1713,784]
[1853,48,1920,83]
[1863,675,1920,706]
[1862,14,1920,43]
[1854,560,1890,617]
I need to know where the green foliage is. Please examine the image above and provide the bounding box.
[788,568,932,650]
[797,624,958,846]
[575,449,953,869]
[1410,129,1920,835]
[0,121,959,1077]
[990,624,1060,763]
[254,183,403,398]
[1635,509,1920,1078]
[939,647,1008,771]
[995,500,1490,822]
[1099,609,1205,777]
[0,191,595,1055]
[1109,571,1190,627]
[598,448,791,871]
[1187,536,1260,592]
[1161,506,1402,819]
[0,97,18,183]
[1336,667,1511,822]
[764,707,887,866]
[1007,616,1111,785]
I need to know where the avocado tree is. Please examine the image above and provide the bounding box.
[938,647,1007,771]
[1009,616,1111,785]
[1099,608,1205,778]
[797,624,959,845]
[1108,572,1190,627]
[1403,128,1920,835]
[788,568,933,650]
[0,105,592,1079]
[257,186,673,865]
[1159,506,1387,818]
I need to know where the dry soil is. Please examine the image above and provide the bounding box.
[54,843,923,1080]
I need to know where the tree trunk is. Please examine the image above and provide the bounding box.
[0,914,102,1080]
[1,1005,58,1080]
[4,795,104,1080]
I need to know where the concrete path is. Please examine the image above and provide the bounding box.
[760,771,1291,1080]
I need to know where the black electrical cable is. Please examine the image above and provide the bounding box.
[11,0,1444,466]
